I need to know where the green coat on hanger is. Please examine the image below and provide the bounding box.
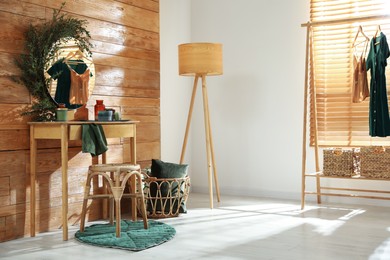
[366,32,390,137]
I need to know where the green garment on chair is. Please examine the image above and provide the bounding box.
[82,124,108,156]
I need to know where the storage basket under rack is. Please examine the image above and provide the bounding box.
[360,146,390,179]
[142,174,190,218]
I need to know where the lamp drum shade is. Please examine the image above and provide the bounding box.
[178,43,223,76]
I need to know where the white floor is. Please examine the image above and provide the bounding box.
[1,193,390,260]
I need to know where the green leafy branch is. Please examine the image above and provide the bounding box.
[15,2,92,121]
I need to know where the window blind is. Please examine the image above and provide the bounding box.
[309,0,390,147]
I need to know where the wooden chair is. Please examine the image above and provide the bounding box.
[79,163,148,237]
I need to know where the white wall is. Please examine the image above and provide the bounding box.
[160,0,192,163]
[187,0,309,201]
[160,0,390,206]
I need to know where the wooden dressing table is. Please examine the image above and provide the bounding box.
[28,121,138,241]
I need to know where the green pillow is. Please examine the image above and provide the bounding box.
[148,159,189,214]
[151,159,188,179]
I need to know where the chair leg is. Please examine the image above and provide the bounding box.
[136,173,148,229]
[115,198,121,237]
[139,196,148,229]
[80,174,92,232]
[80,193,89,232]
[109,197,114,225]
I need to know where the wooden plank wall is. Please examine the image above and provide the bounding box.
[0,0,160,242]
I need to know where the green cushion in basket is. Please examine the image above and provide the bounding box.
[148,159,188,214]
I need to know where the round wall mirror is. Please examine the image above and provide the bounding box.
[46,39,95,110]
[16,4,94,121]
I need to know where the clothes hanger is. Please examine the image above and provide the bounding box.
[352,25,370,58]
[352,25,370,48]
[64,50,75,60]
[64,49,92,64]
[374,25,382,45]
[359,25,370,41]
[374,25,381,37]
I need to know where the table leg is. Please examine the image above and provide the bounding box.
[30,126,36,237]
[130,131,136,164]
[102,152,107,164]
[61,124,69,241]
[130,135,137,221]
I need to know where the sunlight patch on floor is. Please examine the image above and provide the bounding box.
[369,233,390,260]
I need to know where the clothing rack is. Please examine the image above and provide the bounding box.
[301,14,390,27]
[300,14,390,210]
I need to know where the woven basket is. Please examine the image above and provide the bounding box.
[360,146,390,179]
[323,148,356,177]
[142,175,190,218]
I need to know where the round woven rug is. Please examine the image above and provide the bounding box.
[75,220,175,251]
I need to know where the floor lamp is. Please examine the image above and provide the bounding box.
[178,42,222,208]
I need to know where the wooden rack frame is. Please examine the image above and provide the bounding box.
[300,14,390,210]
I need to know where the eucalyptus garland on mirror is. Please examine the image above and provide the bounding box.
[15,2,93,121]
